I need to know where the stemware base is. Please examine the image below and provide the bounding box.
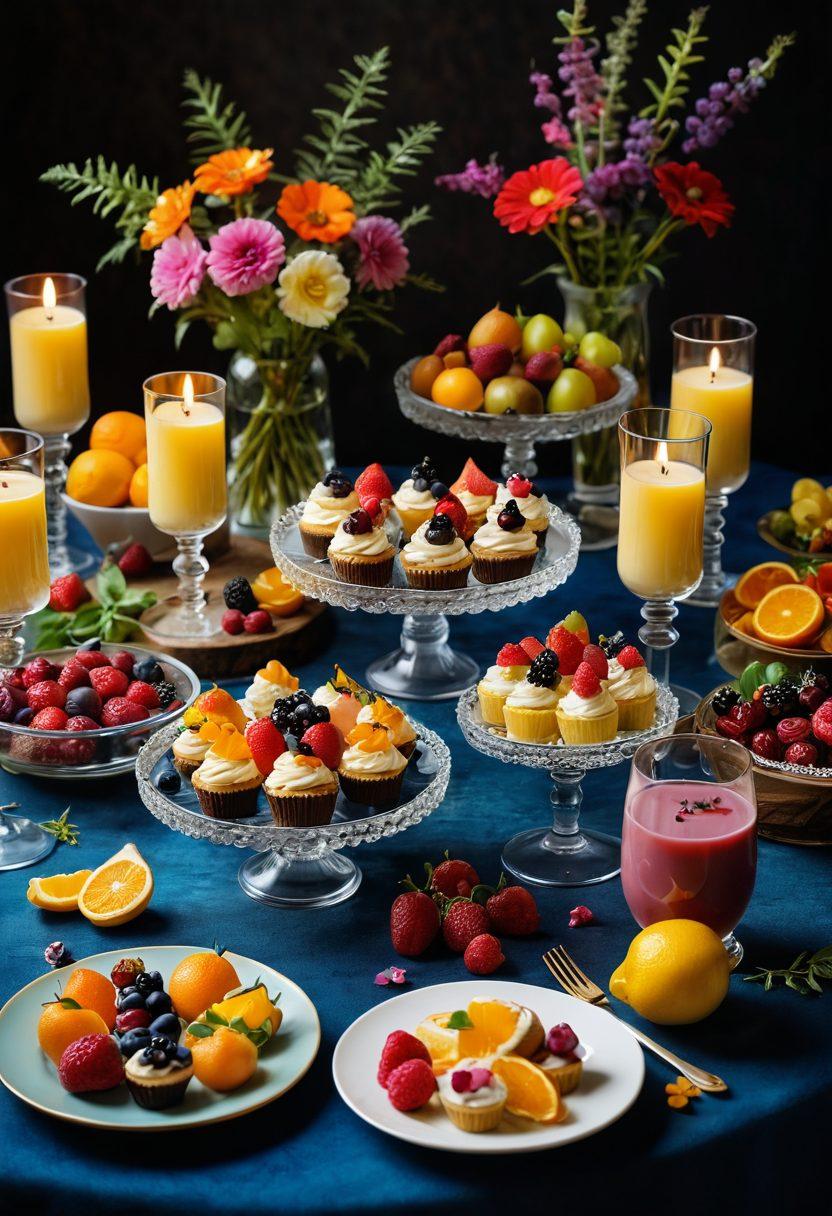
[141,599,220,639]
[238,850,362,908]
[560,492,619,552]
[366,614,479,701]
[685,572,738,609]
[503,825,621,888]
[0,811,56,871]
[669,684,702,716]
[722,932,743,970]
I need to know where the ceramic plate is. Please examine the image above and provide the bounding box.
[332,979,644,1153]
[0,945,320,1131]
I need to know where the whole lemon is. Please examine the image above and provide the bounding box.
[610,919,730,1025]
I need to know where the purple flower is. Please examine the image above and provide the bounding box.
[682,59,768,154]
[623,117,661,161]
[374,966,407,986]
[583,157,650,207]
[558,37,604,127]
[530,71,562,115]
[150,225,207,310]
[350,216,409,292]
[435,156,506,199]
[206,217,285,297]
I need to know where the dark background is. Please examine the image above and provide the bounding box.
[2,0,825,477]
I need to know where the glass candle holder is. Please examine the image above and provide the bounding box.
[623,733,757,968]
[142,371,227,639]
[618,408,710,712]
[4,273,95,578]
[670,315,756,607]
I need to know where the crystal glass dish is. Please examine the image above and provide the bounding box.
[456,684,679,887]
[0,645,200,780]
[695,688,831,782]
[136,716,451,908]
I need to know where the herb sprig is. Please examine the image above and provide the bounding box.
[40,808,80,848]
[744,946,832,996]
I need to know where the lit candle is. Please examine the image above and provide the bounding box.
[617,441,705,600]
[145,373,227,535]
[670,346,753,493]
[0,468,50,615]
[8,276,90,436]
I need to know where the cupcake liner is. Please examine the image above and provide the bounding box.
[191,778,261,820]
[329,551,395,587]
[615,689,657,732]
[556,706,619,744]
[172,755,201,780]
[395,506,434,539]
[503,704,559,744]
[400,559,472,590]
[338,768,405,806]
[477,686,510,728]
[265,787,338,827]
[126,1074,192,1109]
[299,524,336,558]
[396,738,418,759]
[471,549,538,585]
[440,1095,506,1132]
[547,1059,583,1096]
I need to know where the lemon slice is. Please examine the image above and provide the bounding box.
[26,869,92,912]
[78,842,153,926]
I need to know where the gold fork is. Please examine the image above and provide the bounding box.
[542,945,728,1093]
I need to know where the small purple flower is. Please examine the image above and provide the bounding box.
[374,966,407,987]
[350,216,409,292]
[541,118,572,148]
[682,59,769,154]
[149,225,207,310]
[206,217,285,297]
[583,157,650,207]
[530,71,562,115]
[435,156,506,199]
[44,941,74,969]
[558,37,604,127]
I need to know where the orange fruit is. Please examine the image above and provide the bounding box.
[468,306,523,352]
[410,354,444,398]
[26,869,92,912]
[37,999,109,1066]
[90,410,147,463]
[733,610,757,638]
[492,1054,564,1122]
[62,968,118,1030]
[65,449,135,507]
[168,950,241,1023]
[819,625,832,654]
[129,462,149,508]
[190,1026,258,1092]
[135,445,148,466]
[415,998,543,1073]
[194,685,247,732]
[442,350,467,370]
[734,561,798,610]
[250,567,304,617]
[751,583,826,648]
[77,843,154,927]
[431,367,484,411]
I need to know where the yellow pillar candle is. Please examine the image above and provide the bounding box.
[0,470,50,615]
[145,376,227,535]
[670,348,752,493]
[9,278,90,436]
[618,446,705,600]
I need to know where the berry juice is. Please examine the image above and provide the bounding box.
[621,781,756,938]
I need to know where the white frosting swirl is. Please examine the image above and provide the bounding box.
[401,520,469,568]
[455,488,494,516]
[478,663,529,694]
[173,729,210,762]
[312,683,340,708]
[558,685,617,718]
[264,751,336,793]
[506,678,560,709]
[606,661,655,701]
[488,483,550,525]
[340,742,407,774]
[438,1060,507,1108]
[392,479,436,511]
[194,751,260,789]
[472,518,537,553]
[126,1049,190,1080]
[329,519,392,557]
[301,483,359,527]
[241,672,296,721]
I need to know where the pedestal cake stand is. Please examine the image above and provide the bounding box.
[136,717,451,909]
[456,684,679,887]
[270,504,581,702]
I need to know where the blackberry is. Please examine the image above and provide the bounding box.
[761,683,797,717]
[289,701,329,734]
[271,690,313,732]
[153,681,177,708]
[712,685,740,716]
[223,577,258,615]
[411,456,440,492]
[599,631,627,659]
[528,647,560,688]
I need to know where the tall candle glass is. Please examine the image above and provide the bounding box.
[142,371,227,639]
[670,315,756,608]
[4,273,95,578]
[623,733,757,968]
[618,407,710,713]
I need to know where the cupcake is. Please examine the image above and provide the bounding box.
[503,648,563,744]
[328,507,396,587]
[488,473,550,549]
[391,456,446,539]
[240,660,299,721]
[399,515,473,590]
[264,751,339,827]
[299,469,359,557]
[449,458,498,531]
[534,1023,584,1096]
[356,694,418,758]
[171,720,212,779]
[438,1061,507,1133]
[556,660,619,744]
[604,644,657,731]
[125,1036,194,1110]
[338,722,409,805]
[191,722,264,819]
[476,641,532,727]
[470,500,539,584]
[312,676,364,738]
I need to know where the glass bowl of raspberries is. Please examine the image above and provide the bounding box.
[0,643,200,779]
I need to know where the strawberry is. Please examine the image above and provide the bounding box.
[582,643,608,680]
[57,1033,124,1093]
[390,890,440,957]
[506,473,533,498]
[221,609,246,635]
[468,343,513,384]
[49,573,90,613]
[31,707,69,730]
[300,721,342,770]
[433,492,468,536]
[22,657,59,688]
[811,699,832,746]
[100,697,150,727]
[125,680,161,710]
[442,899,491,953]
[117,543,153,578]
[571,660,601,699]
[90,667,129,700]
[486,882,540,936]
[496,642,529,668]
[616,645,645,670]
[109,651,136,677]
[430,857,480,899]
[355,462,394,503]
[433,333,466,359]
[463,933,505,975]
[74,649,111,671]
[450,457,497,499]
[246,718,288,775]
[377,1030,431,1088]
[243,609,272,634]
[386,1058,436,1111]
[65,715,100,731]
[524,350,562,386]
[27,680,67,711]
[546,625,584,676]
[519,636,545,660]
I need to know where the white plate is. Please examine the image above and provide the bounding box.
[332,979,644,1153]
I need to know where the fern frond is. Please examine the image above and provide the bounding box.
[40,157,159,266]
[182,68,252,164]
[602,0,647,122]
[352,121,441,212]
[640,6,709,146]
[294,47,391,186]
[399,203,432,234]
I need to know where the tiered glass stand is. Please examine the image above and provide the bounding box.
[270,504,581,702]
[456,685,679,887]
[136,717,451,909]
[394,359,637,551]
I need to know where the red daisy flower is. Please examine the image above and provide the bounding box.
[494,158,583,235]
[654,162,734,238]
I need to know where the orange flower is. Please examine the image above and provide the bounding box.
[140,181,196,250]
[665,1076,702,1110]
[277,180,356,243]
[194,147,274,198]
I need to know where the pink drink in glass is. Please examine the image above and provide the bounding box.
[622,780,756,937]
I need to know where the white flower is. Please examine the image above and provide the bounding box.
[277,250,350,328]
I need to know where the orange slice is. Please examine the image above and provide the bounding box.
[250,567,305,617]
[491,1054,564,1123]
[77,843,154,927]
[415,999,543,1073]
[734,562,798,610]
[732,611,757,638]
[751,584,826,648]
[819,625,832,654]
[26,869,92,912]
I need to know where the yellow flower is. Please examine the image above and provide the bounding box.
[140,181,195,250]
[277,250,350,329]
[665,1076,702,1110]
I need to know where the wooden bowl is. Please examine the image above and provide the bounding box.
[757,511,832,560]
[715,589,832,679]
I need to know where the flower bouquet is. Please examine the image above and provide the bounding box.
[43,50,441,527]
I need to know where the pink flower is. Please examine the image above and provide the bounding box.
[541,118,573,148]
[350,216,409,291]
[149,225,207,310]
[435,156,506,199]
[374,966,408,986]
[206,217,285,297]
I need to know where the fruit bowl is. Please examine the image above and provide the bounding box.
[60,493,173,561]
[0,645,201,780]
[715,589,832,678]
[757,512,832,560]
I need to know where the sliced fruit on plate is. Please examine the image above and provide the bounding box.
[491,1054,564,1123]
[734,561,798,610]
[415,998,543,1072]
[250,567,305,617]
[77,843,154,927]
[185,983,282,1050]
[751,584,826,648]
[26,869,92,912]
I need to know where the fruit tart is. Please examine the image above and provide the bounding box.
[449,458,498,531]
[488,473,550,549]
[299,469,360,557]
[356,693,418,757]
[601,637,657,731]
[477,641,533,727]
[470,500,538,584]
[392,456,447,539]
[263,750,339,827]
[338,721,409,805]
[533,1023,584,1096]
[191,722,263,819]
[556,660,619,744]
[125,1035,194,1109]
[328,505,396,587]
[437,1060,508,1132]
[503,648,563,744]
[240,659,299,721]
[399,513,473,590]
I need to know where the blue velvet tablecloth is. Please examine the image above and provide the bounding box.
[1,462,828,1216]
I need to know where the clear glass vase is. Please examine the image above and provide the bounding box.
[227,351,335,535]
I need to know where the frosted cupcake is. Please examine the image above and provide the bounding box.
[438,1061,507,1133]
[338,722,409,805]
[240,660,299,721]
[470,500,538,584]
[264,750,339,827]
[503,648,562,744]
[604,644,657,730]
[191,722,263,819]
[399,515,473,590]
[488,473,550,548]
[534,1023,585,1096]
[312,676,364,737]
[328,506,396,586]
[449,458,498,531]
[476,641,531,727]
[556,660,619,744]
[356,694,418,757]
[392,456,445,539]
[171,722,212,779]
[125,1038,193,1110]
[299,470,360,557]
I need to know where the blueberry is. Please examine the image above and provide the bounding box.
[175,1045,192,1064]
[65,687,102,719]
[149,1012,181,1038]
[145,990,173,1017]
[134,657,164,684]
[118,991,147,1012]
[77,639,102,652]
[118,1027,152,1057]
[135,969,164,996]
[156,769,181,795]
[14,707,34,726]
[430,481,449,499]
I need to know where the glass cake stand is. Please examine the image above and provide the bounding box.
[270,504,580,702]
[456,684,679,887]
[136,717,451,909]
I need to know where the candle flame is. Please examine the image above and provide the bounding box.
[708,346,721,382]
[657,440,669,474]
[182,373,194,415]
[43,276,56,318]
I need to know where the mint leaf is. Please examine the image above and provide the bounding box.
[185,1021,214,1038]
[97,564,126,605]
[446,1009,474,1029]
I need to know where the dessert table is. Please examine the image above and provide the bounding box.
[0,461,828,1215]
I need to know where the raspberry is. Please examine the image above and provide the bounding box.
[243,609,272,634]
[433,493,468,536]
[65,715,101,732]
[74,649,111,671]
[571,661,601,699]
[355,462,395,503]
[221,609,246,635]
[101,697,150,727]
[784,741,819,766]
[496,642,530,667]
[125,680,161,710]
[616,645,645,670]
[117,543,153,578]
[90,667,130,700]
[546,625,584,676]
[22,657,58,688]
[811,699,832,745]
[31,707,69,730]
[582,643,608,680]
[109,651,136,676]
[377,1030,431,1088]
[28,679,67,711]
[57,659,91,691]
[386,1058,436,1111]
[519,636,545,660]
[450,457,497,499]
[442,900,491,953]
[57,1033,124,1093]
[430,857,480,899]
[300,722,342,770]
[433,333,466,359]
[49,573,90,613]
[463,933,505,975]
[546,1023,579,1055]
[751,729,782,762]
[506,473,533,498]
[486,883,540,936]
[245,717,288,775]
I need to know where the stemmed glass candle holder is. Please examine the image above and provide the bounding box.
[4,273,94,577]
[618,408,710,714]
[623,733,757,968]
[670,315,756,607]
[142,372,227,639]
